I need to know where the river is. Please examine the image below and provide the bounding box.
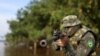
[0,42,5,56]
[0,41,100,56]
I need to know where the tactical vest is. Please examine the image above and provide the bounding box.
[69,26,96,56]
[69,26,90,47]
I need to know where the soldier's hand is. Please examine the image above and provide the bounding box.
[55,39,64,47]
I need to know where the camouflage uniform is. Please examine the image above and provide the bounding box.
[61,15,97,56]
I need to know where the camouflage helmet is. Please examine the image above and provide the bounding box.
[61,15,81,27]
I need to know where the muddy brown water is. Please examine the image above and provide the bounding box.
[0,42,100,56]
[5,45,65,56]
[5,45,100,56]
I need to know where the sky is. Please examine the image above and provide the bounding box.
[0,0,31,37]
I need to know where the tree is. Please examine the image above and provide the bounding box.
[6,0,100,43]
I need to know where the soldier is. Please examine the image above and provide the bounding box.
[52,15,97,56]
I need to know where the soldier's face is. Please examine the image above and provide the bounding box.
[64,27,72,33]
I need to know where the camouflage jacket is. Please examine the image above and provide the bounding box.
[65,26,97,56]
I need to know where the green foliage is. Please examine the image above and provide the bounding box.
[6,0,100,42]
